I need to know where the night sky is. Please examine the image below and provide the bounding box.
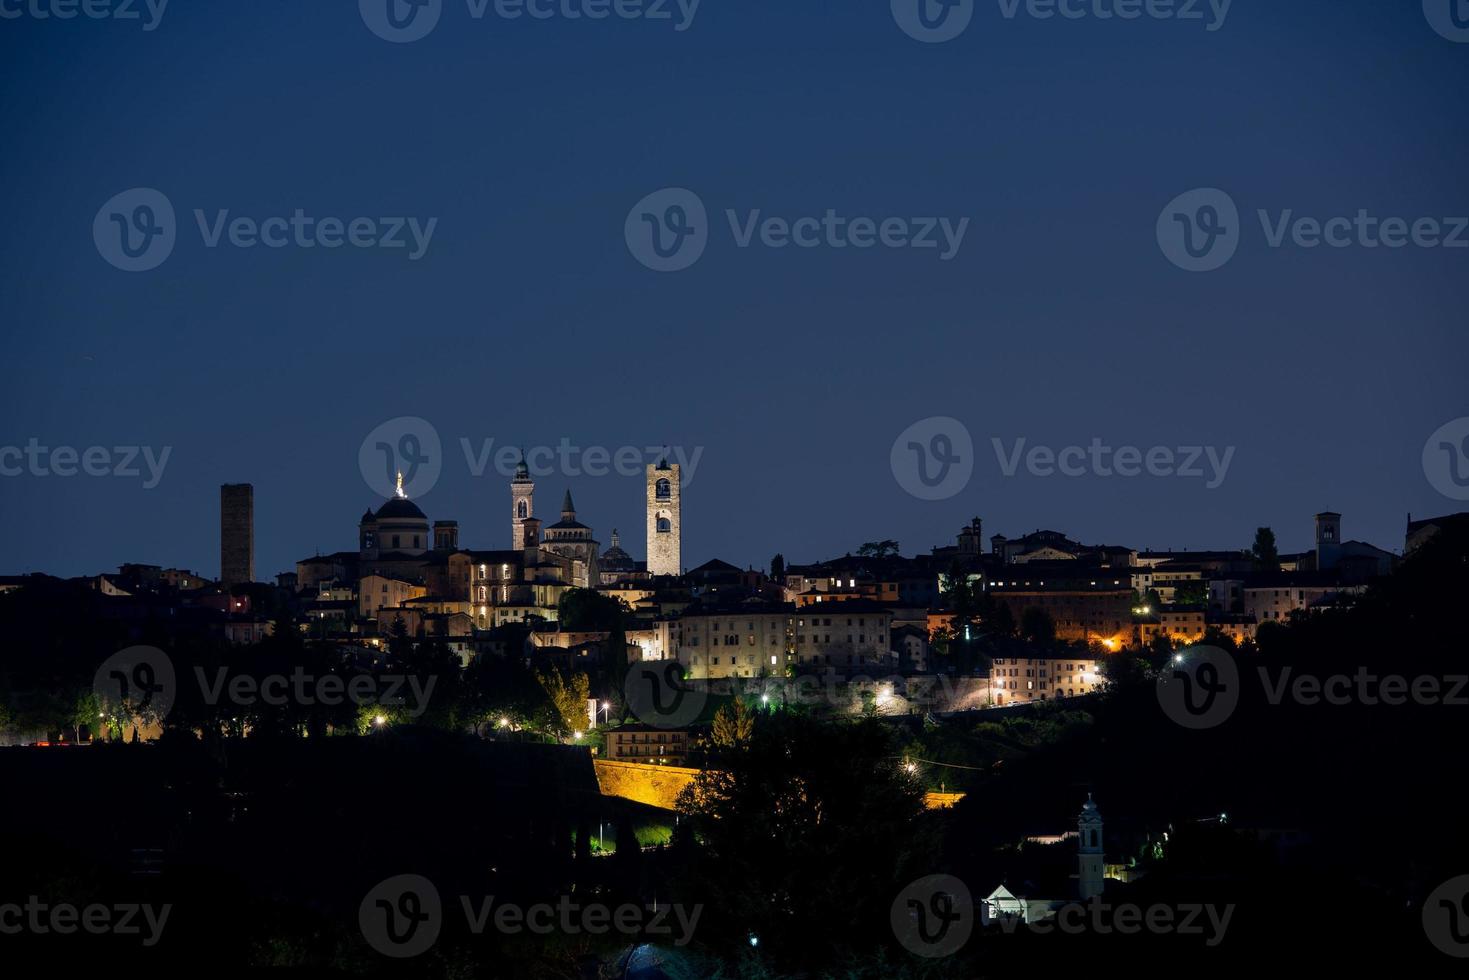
[1,1,1466,580]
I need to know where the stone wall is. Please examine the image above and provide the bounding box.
[593,759,700,810]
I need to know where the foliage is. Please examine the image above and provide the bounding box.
[674,715,937,971]
[535,666,590,738]
[710,696,755,750]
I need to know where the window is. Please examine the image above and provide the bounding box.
[657,518,671,533]
[656,478,671,500]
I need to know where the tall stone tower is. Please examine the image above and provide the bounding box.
[1315,511,1342,571]
[646,459,681,576]
[511,452,535,550]
[220,483,254,587]
[1078,794,1105,900]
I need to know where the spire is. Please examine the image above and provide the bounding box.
[611,528,620,548]
[395,471,406,499]
[514,447,530,481]
[561,490,575,519]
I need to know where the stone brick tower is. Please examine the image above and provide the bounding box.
[646,459,681,577]
[511,451,535,550]
[220,483,254,587]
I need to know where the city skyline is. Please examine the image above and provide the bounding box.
[2,2,1466,579]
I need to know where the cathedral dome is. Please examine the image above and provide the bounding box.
[375,497,427,521]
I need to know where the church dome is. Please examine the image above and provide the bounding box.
[375,497,427,521]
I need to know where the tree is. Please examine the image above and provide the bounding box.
[537,667,591,740]
[711,696,755,750]
[1252,527,1280,574]
[856,540,899,559]
[1020,606,1056,646]
[674,715,934,969]
[769,553,786,581]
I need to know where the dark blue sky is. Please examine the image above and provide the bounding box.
[2,1,1466,580]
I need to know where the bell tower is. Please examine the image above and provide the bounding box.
[511,451,535,550]
[1078,794,1105,900]
[646,459,681,576]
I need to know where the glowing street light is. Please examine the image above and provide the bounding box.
[372,715,386,727]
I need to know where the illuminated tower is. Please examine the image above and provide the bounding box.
[646,459,681,576]
[511,451,535,550]
[1078,794,1105,900]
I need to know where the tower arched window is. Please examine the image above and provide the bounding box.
[655,479,671,500]
[657,517,671,533]
[517,501,527,518]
